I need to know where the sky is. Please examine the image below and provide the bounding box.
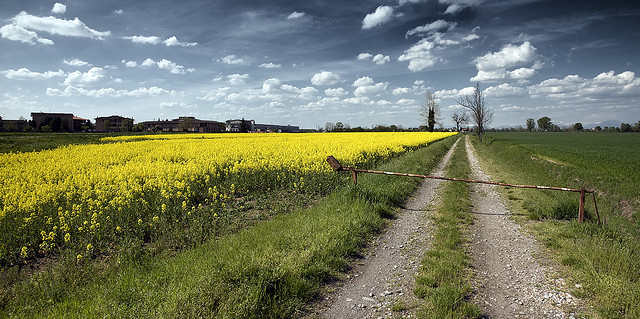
[1,0,639,129]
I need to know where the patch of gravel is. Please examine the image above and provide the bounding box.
[316,138,460,319]
[465,136,579,318]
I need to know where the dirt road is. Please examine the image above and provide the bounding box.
[465,136,578,318]
[318,138,460,318]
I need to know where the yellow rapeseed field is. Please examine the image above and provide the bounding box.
[0,132,455,263]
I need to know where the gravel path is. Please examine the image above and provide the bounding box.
[318,138,460,319]
[465,136,579,318]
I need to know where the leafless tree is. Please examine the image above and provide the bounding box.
[420,91,441,132]
[451,112,469,132]
[456,82,493,141]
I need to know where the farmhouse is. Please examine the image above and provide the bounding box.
[140,117,225,133]
[0,116,28,132]
[254,123,300,133]
[31,112,89,132]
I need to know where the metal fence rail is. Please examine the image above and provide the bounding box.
[326,156,600,224]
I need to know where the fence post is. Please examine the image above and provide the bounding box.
[579,188,586,223]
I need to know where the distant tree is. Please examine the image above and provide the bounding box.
[537,116,552,131]
[133,123,144,132]
[526,118,536,132]
[178,117,194,132]
[620,123,632,132]
[324,122,335,132]
[594,125,602,132]
[634,121,640,132]
[420,91,441,132]
[103,119,113,132]
[456,82,492,141]
[121,118,134,132]
[451,112,469,132]
[239,118,251,133]
[334,122,344,131]
[573,122,583,131]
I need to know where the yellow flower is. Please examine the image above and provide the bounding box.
[20,246,28,258]
[64,233,71,242]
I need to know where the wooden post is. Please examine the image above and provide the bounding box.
[352,170,357,185]
[578,188,586,223]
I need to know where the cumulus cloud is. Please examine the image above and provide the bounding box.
[362,6,394,29]
[64,67,112,86]
[392,87,411,95]
[227,73,250,85]
[51,3,66,14]
[483,83,526,98]
[259,62,281,68]
[47,86,175,98]
[9,11,110,39]
[471,41,541,82]
[353,76,388,96]
[219,55,246,65]
[311,71,341,86]
[64,58,90,67]
[288,11,305,19]
[440,0,482,14]
[398,38,439,71]
[121,58,192,74]
[406,20,457,37]
[0,24,53,45]
[2,68,65,80]
[124,35,196,46]
[325,87,348,97]
[358,52,390,65]
[435,86,476,99]
[528,71,640,100]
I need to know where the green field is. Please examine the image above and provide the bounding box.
[472,132,640,318]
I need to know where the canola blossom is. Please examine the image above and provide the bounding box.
[0,132,456,263]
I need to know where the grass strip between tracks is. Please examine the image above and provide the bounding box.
[2,136,458,318]
[413,137,481,318]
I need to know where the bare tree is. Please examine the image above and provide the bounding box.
[451,112,469,132]
[456,82,493,141]
[420,91,441,132]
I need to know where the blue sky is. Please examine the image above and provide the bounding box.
[1,0,639,129]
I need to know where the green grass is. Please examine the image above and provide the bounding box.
[414,137,481,319]
[0,135,458,318]
[471,132,640,318]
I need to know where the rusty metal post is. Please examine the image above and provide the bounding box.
[578,188,586,223]
[593,192,601,225]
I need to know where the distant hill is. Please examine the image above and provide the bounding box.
[583,120,623,129]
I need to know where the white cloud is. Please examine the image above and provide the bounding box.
[398,38,439,71]
[358,52,390,65]
[198,87,230,101]
[288,11,305,19]
[10,11,110,39]
[2,68,65,80]
[357,53,373,60]
[157,59,191,74]
[122,60,138,67]
[443,4,464,14]
[311,71,341,86]
[399,0,427,5]
[259,62,281,68]
[406,20,456,37]
[47,86,174,98]
[114,9,124,15]
[124,35,162,45]
[64,67,111,86]
[362,6,394,30]
[325,87,348,97]
[528,71,640,100]
[220,55,246,65]
[51,3,66,14]
[0,24,53,45]
[353,76,388,96]
[435,86,475,99]
[462,33,480,41]
[64,58,90,67]
[164,36,197,47]
[227,73,250,85]
[471,41,541,82]
[372,54,390,65]
[440,0,482,14]
[262,78,281,93]
[124,35,196,46]
[392,87,410,95]
[483,83,526,98]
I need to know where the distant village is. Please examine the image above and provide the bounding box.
[0,112,300,133]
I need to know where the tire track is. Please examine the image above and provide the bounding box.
[318,138,461,319]
[465,136,578,318]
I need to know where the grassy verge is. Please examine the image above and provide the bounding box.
[470,133,640,318]
[414,137,481,318]
[1,136,458,318]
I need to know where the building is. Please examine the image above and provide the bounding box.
[254,123,300,133]
[141,117,225,133]
[31,112,75,132]
[225,119,255,132]
[95,115,134,132]
[0,116,28,132]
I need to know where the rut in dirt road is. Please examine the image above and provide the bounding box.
[465,136,579,318]
[319,138,461,319]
